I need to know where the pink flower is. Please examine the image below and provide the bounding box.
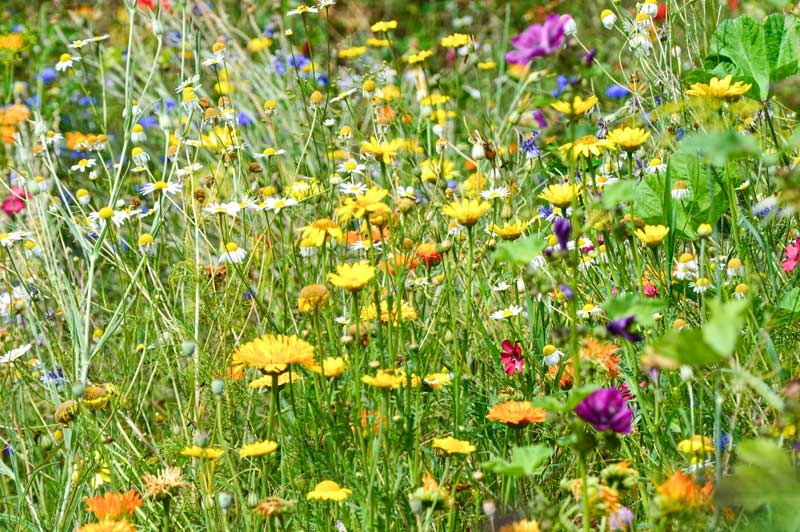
[500,340,524,376]
[505,14,572,65]
[643,283,659,298]
[2,186,29,217]
[782,238,800,274]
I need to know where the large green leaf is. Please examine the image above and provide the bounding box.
[677,131,761,168]
[704,14,800,99]
[482,444,552,478]
[493,234,547,267]
[702,298,750,357]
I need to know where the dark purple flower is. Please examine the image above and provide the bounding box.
[606,315,642,342]
[575,388,633,433]
[559,284,574,300]
[500,340,524,376]
[532,109,548,129]
[583,48,597,66]
[553,217,571,251]
[505,14,572,65]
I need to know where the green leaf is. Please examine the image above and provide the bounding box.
[677,131,761,168]
[703,14,800,100]
[600,180,636,209]
[602,293,665,327]
[530,396,567,412]
[649,328,726,366]
[0,460,14,481]
[564,384,601,410]
[493,234,546,266]
[481,444,552,478]
[702,298,750,356]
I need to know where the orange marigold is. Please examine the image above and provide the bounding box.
[486,400,546,426]
[655,471,712,514]
[85,488,142,520]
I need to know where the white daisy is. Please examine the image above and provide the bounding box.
[71,158,96,172]
[140,180,182,196]
[55,53,79,71]
[218,242,247,264]
[339,182,368,195]
[0,343,33,365]
[490,305,524,320]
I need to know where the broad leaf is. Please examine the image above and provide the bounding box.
[649,328,726,366]
[482,444,552,478]
[602,293,665,327]
[493,234,547,266]
[702,298,750,357]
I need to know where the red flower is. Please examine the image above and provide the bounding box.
[781,238,800,274]
[2,186,29,217]
[500,340,524,376]
[643,283,659,298]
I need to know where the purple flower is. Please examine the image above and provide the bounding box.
[559,284,574,300]
[553,217,571,251]
[609,506,634,530]
[532,109,548,129]
[606,315,642,342]
[575,388,633,434]
[505,14,572,65]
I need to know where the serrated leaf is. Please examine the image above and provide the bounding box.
[493,234,546,266]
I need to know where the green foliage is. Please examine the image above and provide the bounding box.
[482,444,553,478]
[703,14,800,99]
[493,234,547,266]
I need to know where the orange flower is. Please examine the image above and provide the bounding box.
[416,242,441,268]
[655,471,712,514]
[85,488,142,521]
[379,253,418,274]
[486,400,546,426]
[547,338,621,387]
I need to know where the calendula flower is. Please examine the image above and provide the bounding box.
[432,436,476,455]
[634,225,669,247]
[180,445,224,459]
[362,369,420,389]
[360,137,404,164]
[83,383,117,410]
[78,520,136,532]
[685,75,751,99]
[539,183,581,208]
[499,520,541,532]
[299,218,342,247]
[85,489,142,520]
[310,356,347,378]
[361,299,417,324]
[336,186,391,222]
[371,20,398,32]
[306,480,352,501]
[440,33,471,48]
[253,497,295,518]
[486,400,546,426]
[298,284,330,312]
[559,135,615,159]
[249,372,303,388]
[487,220,529,240]
[551,95,598,116]
[407,50,433,64]
[232,333,316,374]
[605,127,650,151]
[442,198,491,227]
[328,261,376,292]
[654,471,712,514]
[239,440,278,458]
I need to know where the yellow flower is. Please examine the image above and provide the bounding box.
[82,384,117,411]
[423,368,453,389]
[606,127,651,151]
[487,220,529,241]
[336,186,391,222]
[298,284,330,313]
[231,334,316,374]
[420,159,456,182]
[370,20,398,33]
[677,435,713,456]
[559,135,616,159]
[478,61,496,70]
[538,183,581,208]
[247,36,273,53]
[249,372,303,388]
[310,356,347,378]
[432,436,476,455]
[180,446,224,460]
[634,225,669,247]
[441,198,491,227]
[685,75,751,99]
[307,480,352,501]
[338,46,367,59]
[407,50,433,64]
[366,38,390,47]
[328,261,376,292]
[440,33,471,48]
[362,369,420,389]
[419,94,450,106]
[499,520,541,532]
[239,440,278,458]
[551,95,598,116]
[361,299,417,324]
[360,136,404,164]
[299,218,342,247]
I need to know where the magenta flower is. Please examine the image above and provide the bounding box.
[575,388,633,434]
[500,340,523,376]
[782,238,800,274]
[505,14,573,65]
[2,186,29,217]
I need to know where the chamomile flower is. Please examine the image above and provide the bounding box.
[131,124,146,143]
[262,197,298,214]
[287,4,318,15]
[733,283,749,299]
[88,206,129,228]
[542,344,564,367]
[673,253,698,280]
[600,9,617,29]
[219,242,247,264]
[492,281,511,292]
[480,187,510,201]
[55,53,79,71]
[176,163,203,178]
[577,302,603,318]
[645,157,667,174]
[671,180,691,200]
[726,258,744,277]
[337,158,366,175]
[141,180,182,196]
[0,231,27,248]
[71,158,96,173]
[75,188,91,206]
[131,147,149,167]
[690,277,712,294]
[204,202,241,216]
[138,233,155,253]
[255,147,286,159]
[338,182,368,196]
[490,305,524,321]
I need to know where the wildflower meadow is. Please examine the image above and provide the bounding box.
[3,0,800,530]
